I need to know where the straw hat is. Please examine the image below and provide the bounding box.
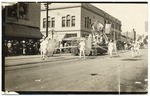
[8,40,11,43]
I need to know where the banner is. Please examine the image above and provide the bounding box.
[105,24,111,34]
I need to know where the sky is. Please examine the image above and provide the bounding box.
[92,3,148,35]
[1,1,148,35]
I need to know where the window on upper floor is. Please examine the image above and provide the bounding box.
[85,17,91,29]
[119,25,121,31]
[48,16,50,28]
[7,4,17,17]
[43,18,46,28]
[111,23,114,29]
[115,24,117,29]
[104,20,107,24]
[51,17,55,27]
[19,3,28,19]
[71,16,75,27]
[66,15,70,27]
[6,3,29,20]
[107,21,111,24]
[89,19,91,28]
[62,17,65,27]
[85,17,87,28]
[87,17,89,28]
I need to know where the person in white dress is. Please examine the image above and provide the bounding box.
[108,40,114,58]
[79,38,86,59]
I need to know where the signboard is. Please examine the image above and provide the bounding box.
[105,24,111,34]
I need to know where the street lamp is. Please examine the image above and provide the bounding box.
[44,3,51,37]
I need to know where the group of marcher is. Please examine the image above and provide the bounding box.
[77,37,141,59]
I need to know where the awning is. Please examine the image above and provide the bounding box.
[62,37,85,41]
[4,23,43,39]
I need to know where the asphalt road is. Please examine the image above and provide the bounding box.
[4,48,148,94]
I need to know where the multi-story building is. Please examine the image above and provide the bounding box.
[2,2,43,56]
[40,3,122,41]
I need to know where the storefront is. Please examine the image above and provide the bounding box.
[4,23,43,56]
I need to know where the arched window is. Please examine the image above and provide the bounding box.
[66,15,70,27]
[71,16,75,27]
[62,16,65,27]
[19,3,28,19]
[43,18,46,28]
[51,17,55,27]
[48,16,50,28]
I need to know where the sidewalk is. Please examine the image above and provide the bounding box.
[5,53,78,67]
[4,50,133,67]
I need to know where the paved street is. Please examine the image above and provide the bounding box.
[4,48,148,93]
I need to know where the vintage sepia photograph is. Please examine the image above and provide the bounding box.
[1,1,148,95]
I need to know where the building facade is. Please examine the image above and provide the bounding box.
[3,2,43,56]
[40,3,122,41]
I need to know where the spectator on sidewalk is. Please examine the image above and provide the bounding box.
[7,40,12,56]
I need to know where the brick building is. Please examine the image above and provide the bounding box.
[40,3,122,41]
[2,2,43,56]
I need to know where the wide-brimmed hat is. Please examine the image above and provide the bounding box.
[8,40,11,43]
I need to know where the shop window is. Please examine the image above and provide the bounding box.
[71,16,75,27]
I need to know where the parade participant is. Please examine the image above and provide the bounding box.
[40,36,46,42]
[108,40,114,58]
[79,38,86,59]
[124,42,128,50]
[40,37,49,60]
[59,42,63,54]
[113,40,119,56]
[131,41,135,57]
[131,40,140,57]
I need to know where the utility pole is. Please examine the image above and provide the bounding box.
[46,3,48,37]
[44,3,51,37]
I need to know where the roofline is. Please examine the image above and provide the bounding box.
[41,3,122,25]
[81,3,121,24]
